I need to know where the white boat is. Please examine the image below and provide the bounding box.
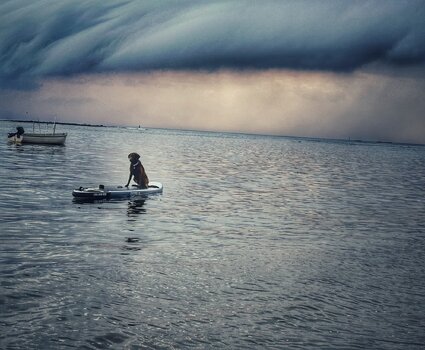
[8,133,67,145]
[7,124,67,145]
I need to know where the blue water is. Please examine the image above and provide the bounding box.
[1,120,424,349]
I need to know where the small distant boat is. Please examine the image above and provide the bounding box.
[7,124,67,145]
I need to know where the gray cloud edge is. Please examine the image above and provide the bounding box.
[1,0,425,90]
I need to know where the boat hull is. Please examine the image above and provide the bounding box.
[8,133,67,145]
[72,182,163,200]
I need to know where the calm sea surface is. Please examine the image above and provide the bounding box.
[1,120,424,349]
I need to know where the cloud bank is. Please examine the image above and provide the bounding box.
[1,0,425,89]
[1,71,424,144]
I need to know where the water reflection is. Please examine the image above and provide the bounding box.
[72,198,147,218]
[127,199,146,216]
[8,142,66,155]
[72,197,103,205]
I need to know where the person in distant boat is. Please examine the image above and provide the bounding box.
[8,126,25,138]
[125,152,149,189]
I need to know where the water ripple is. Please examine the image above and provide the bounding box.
[1,121,425,349]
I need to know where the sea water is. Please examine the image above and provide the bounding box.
[1,120,424,349]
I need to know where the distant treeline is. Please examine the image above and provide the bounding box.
[3,119,106,127]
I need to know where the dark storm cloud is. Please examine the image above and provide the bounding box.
[1,0,425,89]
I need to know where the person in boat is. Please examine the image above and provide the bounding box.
[125,152,149,189]
[8,126,25,138]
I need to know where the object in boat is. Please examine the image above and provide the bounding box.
[7,126,25,138]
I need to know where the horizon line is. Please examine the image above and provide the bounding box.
[1,118,424,147]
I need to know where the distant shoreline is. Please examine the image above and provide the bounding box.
[1,119,107,128]
[1,118,423,147]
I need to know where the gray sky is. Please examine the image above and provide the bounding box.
[1,0,424,143]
